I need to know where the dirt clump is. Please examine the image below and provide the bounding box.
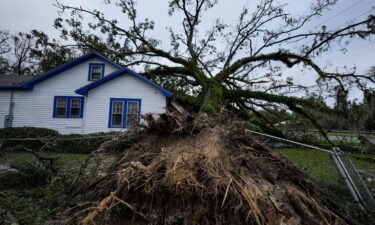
[66,115,351,225]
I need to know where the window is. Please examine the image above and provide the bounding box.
[70,98,82,118]
[88,63,105,81]
[111,101,124,127]
[109,98,141,128]
[126,101,139,128]
[55,98,67,117]
[53,96,84,118]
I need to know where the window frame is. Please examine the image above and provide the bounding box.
[108,98,141,128]
[53,96,84,118]
[88,63,105,81]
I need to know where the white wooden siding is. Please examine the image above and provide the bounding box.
[9,57,119,134]
[0,91,11,128]
[84,73,167,134]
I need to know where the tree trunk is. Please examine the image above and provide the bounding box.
[201,79,224,114]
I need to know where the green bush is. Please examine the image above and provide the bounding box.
[0,127,59,152]
[52,132,120,153]
[0,127,120,153]
[0,127,58,139]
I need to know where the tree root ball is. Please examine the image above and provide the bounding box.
[67,116,350,225]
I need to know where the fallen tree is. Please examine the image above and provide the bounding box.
[62,114,355,225]
[41,0,375,136]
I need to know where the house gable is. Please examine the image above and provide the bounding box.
[19,52,122,89]
[82,73,168,133]
[75,67,173,98]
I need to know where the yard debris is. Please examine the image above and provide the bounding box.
[0,164,20,177]
[64,114,352,225]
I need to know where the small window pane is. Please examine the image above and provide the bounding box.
[91,65,102,80]
[112,114,122,127]
[126,101,139,128]
[111,101,123,127]
[56,98,67,117]
[113,101,123,114]
[70,98,82,117]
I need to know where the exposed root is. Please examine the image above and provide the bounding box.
[81,195,113,225]
[64,114,351,225]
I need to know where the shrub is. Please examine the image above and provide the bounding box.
[0,127,59,152]
[0,127,58,139]
[0,127,119,153]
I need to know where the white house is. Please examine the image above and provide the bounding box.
[0,52,173,134]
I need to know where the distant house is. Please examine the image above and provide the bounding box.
[0,52,172,134]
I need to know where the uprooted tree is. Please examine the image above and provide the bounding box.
[52,0,375,133]
[57,113,375,225]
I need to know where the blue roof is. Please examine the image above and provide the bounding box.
[16,52,122,89]
[75,67,173,98]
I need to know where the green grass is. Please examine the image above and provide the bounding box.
[0,152,90,172]
[278,148,375,196]
[344,152,375,193]
[346,152,375,170]
[0,152,117,224]
[278,148,341,183]
[0,188,56,225]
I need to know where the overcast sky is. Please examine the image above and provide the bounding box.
[0,0,374,101]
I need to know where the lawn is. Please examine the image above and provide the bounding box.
[278,148,375,195]
[0,151,90,171]
[0,151,117,224]
[278,148,341,185]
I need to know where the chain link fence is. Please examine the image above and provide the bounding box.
[0,134,120,154]
[0,133,123,190]
[338,151,375,210]
[247,129,375,212]
[0,132,126,224]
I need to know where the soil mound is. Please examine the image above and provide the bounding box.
[68,116,349,225]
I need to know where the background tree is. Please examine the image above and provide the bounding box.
[10,32,34,75]
[0,30,76,75]
[0,30,11,74]
[29,30,78,74]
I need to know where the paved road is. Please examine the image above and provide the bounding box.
[327,135,375,143]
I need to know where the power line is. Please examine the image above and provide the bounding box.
[314,0,367,29]
[297,6,374,48]
[334,6,375,30]
[331,42,375,60]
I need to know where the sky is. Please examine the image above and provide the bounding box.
[0,0,374,101]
